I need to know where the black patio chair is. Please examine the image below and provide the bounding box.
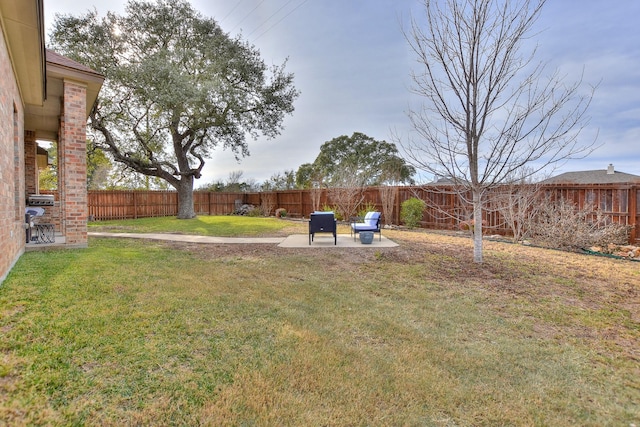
[309,212,337,245]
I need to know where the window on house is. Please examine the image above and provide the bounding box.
[38,140,58,190]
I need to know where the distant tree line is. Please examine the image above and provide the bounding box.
[41,132,415,193]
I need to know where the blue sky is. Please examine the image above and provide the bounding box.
[44,0,640,184]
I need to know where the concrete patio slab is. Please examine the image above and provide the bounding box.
[278,234,398,248]
[88,232,398,248]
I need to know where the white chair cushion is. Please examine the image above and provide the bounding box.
[363,212,380,225]
[353,212,380,230]
[353,223,375,231]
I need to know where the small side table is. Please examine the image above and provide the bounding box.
[32,224,55,244]
[359,231,374,244]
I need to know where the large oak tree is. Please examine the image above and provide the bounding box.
[50,0,298,218]
[296,132,415,188]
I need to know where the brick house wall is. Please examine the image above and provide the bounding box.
[0,28,27,282]
[1,2,103,283]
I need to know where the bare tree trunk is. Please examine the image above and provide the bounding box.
[473,190,484,263]
[379,185,398,226]
[260,192,276,216]
[310,186,322,212]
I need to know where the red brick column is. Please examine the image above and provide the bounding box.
[58,79,88,246]
[24,130,37,194]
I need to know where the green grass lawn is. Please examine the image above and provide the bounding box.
[87,215,310,236]
[1,217,639,425]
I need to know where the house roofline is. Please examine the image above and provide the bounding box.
[0,0,46,106]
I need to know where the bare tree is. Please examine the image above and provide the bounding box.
[378,161,413,225]
[379,185,398,226]
[326,165,366,220]
[260,192,277,217]
[310,188,323,213]
[401,0,595,262]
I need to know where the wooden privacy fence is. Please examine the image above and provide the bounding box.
[88,191,250,219]
[88,184,639,243]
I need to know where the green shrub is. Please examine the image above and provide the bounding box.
[275,208,287,218]
[400,197,425,229]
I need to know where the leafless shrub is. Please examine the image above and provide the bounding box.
[259,192,276,217]
[531,198,630,250]
[310,186,322,213]
[327,186,364,221]
[379,185,398,225]
[489,180,543,243]
[326,166,365,220]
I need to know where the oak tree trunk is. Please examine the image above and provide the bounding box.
[176,177,196,219]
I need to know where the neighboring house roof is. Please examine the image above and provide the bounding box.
[541,165,640,185]
[425,175,470,186]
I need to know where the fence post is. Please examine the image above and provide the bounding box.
[630,186,638,243]
[395,188,402,225]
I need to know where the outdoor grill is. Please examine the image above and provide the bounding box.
[27,194,54,206]
[25,197,55,244]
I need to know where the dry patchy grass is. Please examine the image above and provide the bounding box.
[1,228,638,426]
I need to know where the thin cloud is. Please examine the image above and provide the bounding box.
[45,0,640,183]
